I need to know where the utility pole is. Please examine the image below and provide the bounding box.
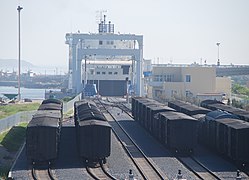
[17,6,23,101]
[216,42,220,66]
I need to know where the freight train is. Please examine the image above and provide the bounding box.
[26,99,63,163]
[74,100,111,164]
[132,97,249,166]
[132,97,200,154]
[201,99,249,122]
[168,99,249,166]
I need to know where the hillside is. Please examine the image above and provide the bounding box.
[0,59,34,70]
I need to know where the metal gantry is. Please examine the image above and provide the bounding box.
[65,19,143,96]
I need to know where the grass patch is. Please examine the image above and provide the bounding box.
[0,103,40,119]
[0,122,28,152]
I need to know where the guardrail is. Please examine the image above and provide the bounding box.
[0,93,82,133]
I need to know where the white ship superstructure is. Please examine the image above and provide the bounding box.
[65,15,143,96]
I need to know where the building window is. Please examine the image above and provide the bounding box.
[186,75,191,82]
[166,74,172,82]
[96,72,100,75]
[102,72,106,74]
[90,69,94,75]
[154,75,160,82]
[108,72,112,75]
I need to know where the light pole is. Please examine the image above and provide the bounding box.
[17,6,23,101]
[216,42,220,66]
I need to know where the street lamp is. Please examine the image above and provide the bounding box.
[17,6,23,101]
[216,42,220,66]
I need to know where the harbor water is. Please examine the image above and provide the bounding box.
[0,86,48,100]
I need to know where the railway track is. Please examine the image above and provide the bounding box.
[177,156,222,180]
[86,162,117,180]
[31,163,56,180]
[95,98,167,180]
[102,97,249,179]
[106,97,133,118]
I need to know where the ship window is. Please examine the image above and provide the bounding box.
[114,72,118,75]
[99,40,103,45]
[102,72,106,74]
[108,72,112,75]
[96,72,100,75]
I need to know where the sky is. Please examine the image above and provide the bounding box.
[1,0,249,69]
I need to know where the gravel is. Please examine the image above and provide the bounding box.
[193,146,249,179]
[106,133,143,180]
[108,107,198,180]
[54,124,91,180]
[9,145,32,179]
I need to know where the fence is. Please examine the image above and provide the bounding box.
[62,93,81,113]
[0,93,82,133]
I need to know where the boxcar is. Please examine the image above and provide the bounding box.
[74,100,111,163]
[38,103,63,113]
[216,119,249,166]
[200,99,224,109]
[168,100,210,116]
[215,118,240,156]
[168,100,186,111]
[77,120,111,162]
[205,103,249,122]
[226,120,249,165]
[158,111,199,154]
[142,102,160,128]
[136,99,156,126]
[147,105,175,137]
[26,116,61,162]
[203,110,239,149]
[131,96,144,117]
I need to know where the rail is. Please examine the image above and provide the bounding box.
[177,156,221,180]
[31,163,56,180]
[86,161,116,180]
[95,98,167,180]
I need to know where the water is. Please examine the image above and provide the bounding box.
[0,86,48,100]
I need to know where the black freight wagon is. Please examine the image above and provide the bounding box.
[141,101,160,129]
[74,100,111,163]
[42,98,63,106]
[131,96,144,117]
[168,100,210,116]
[26,115,61,163]
[158,111,199,154]
[168,100,186,111]
[77,120,111,162]
[180,104,211,116]
[200,99,224,109]
[147,105,175,137]
[215,118,240,156]
[203,110,239,149]
[214,103,249,122]
[136,98,156,126]
[38,103,63,113]
[216,118,249,166]
[226,120,249,166]
[205,103,249,122]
